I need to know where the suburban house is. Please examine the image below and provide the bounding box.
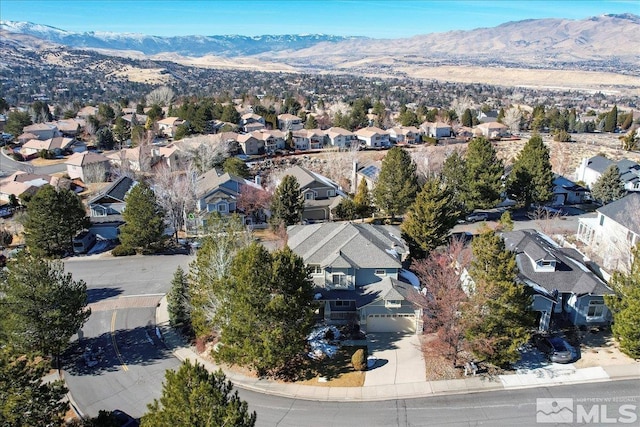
[475,121,510,139]
[121,113,147,128]
[351,160,380,194]
[157,117,185,138]
[88,176,136,239]
[277,113,303,131]
[577,192,640,274]
[237,133,264,155]
[325,127,355,149]
[76,106,99,119]
[66,151,111,183]
[253,129,286,153]
[21,137,77,157]
[354,126,390,148]
[0,172,61,203]
[22,123,58,140]
[291,129,325,150]
[241,113,266,133]
[388,126,421,145]
[280,165,346,222]
[157,145,181,170]
[420,121,452,139]
[107,145,162,172]
[52,118,85,136]
[575,156,640,192]
[287,222,422,333]
[551,174,589,206]
[193,169,266,226]
[502,229,613,331]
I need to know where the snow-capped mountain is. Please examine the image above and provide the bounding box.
[0,20,360,57]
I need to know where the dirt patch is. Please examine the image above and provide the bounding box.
[566,327,639,369]
[30,157,68,167]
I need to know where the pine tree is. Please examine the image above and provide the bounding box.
[464,229,535,367]
[142,361,256,427]
[401,178,459,259]
[167,266,191,333]
[269,175,304,227]
[591,165,625,205]
[1,253,90,366]
[373,147,418,219]
[0,348,69,426]
[333,198,358,220]
[506,134,554,207]
[440,150,468,213]
[24,185,89,258]
[304,114,318,129]
[604,245,640,358]
[465,137,504,210]
[120,182,166,252]
[353,177,373,218]
[461,109,473,127]
[604,105,618,132]
[222,157,250,179]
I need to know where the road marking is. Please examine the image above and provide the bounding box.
[110,311,128,372]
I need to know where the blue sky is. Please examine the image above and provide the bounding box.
[1,0,638,38]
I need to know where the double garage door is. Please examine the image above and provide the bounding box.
[367,313,415,333]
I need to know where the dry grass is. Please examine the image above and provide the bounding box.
[297,345,366,387]
[30,157,68,166]
[421,334,462,380]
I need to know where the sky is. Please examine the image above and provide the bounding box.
[1,0,638,38]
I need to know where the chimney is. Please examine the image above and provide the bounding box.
[351,160,359,194]
[255,175,262,186]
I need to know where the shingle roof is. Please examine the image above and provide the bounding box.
[597,192,640,236]
[65,151,110,167]
[88,176,135,204]
[585,156,613,174]
[502,229,612,296]
[287,222,406,270]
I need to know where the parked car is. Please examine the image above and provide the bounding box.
[112,410,139,427]
[535,335,577,364]
[465,212,489,223]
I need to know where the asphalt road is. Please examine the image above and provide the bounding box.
[240,380,640,427]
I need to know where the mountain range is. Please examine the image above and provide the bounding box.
[1,14,639,92]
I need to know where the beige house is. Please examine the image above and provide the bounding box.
[354,126,390,148]
[66,151,111,183]
[475,121,510,139]
[325,127,355,149]
[277,113,303,131]
[388,126,421,145]
[21,137,76,156]
[157,117,184,138]
[237,133,264,156]
[22,123,58,140]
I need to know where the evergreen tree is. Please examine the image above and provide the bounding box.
[222,157,250,179]
[605,245,640,358]
[24,186,88,258]
[269,175,304,227]
[440,150,468,213]
[214,243,314,377]
[506,134,554,207]
[1,253,90,365]
[0,348,69,426]
[333,198,358,220]
[220,104,241,124]
[498,210,514,231]
[142,361,256,427]
[353,177,373,218]
[5,110,32,136]
[461,109,473,127]
[465,137,504,210]
[373,147,418,219]
[112,116,130,148]
[167,266,191,333]
[591,165,625,205]
[604,105,618,132]
[95,127,115,150]
[464,229,535,367]
[304,114,318,129]
[401,178,459,259]
[120,182,166,252]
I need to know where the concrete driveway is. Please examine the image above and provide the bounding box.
[364,333,425,386]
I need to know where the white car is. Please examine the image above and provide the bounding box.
[465,212,489,223]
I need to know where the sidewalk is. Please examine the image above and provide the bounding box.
[155,297,640,401]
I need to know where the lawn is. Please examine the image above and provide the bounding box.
[298,345,367,387]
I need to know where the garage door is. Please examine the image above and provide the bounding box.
[367,314,415,333]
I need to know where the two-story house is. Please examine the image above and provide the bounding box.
[325,127,355,149]
[575,156,640,192]
[388,126,421,145]
[157,117,185,138]
[291,129,325,150]
[577,192,640,274]
[354,126,390,148]
[280,165,346,222]
[277,113,303,131]
[287,222,421,333]
[475,122,510,139]
[22,123,58,140]
[420,121,452,139]
[551,174,589,206]
[237,133,264,156]
[66,151,111,183]
[88,176,136,239]
[502,229,613,331]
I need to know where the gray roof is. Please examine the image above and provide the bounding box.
[502,229,613,296]
[586,156,640,185]
[282,165,339,191]
[585,156,613,174]
[287,222,406,269]
[317,277,421,309]
[88,176,134,204]
[597,192,640,236]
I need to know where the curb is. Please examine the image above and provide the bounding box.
[155,296,640,402]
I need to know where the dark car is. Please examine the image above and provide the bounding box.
[535,335,576,364]
[112,410,139,427]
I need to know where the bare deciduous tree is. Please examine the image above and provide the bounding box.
[153,165,195,243]
[451,95,474,124]
[412,238,471,367]
[82,162,109,184]
[502,107,523,134]
[236,185,271,225]
[146,86,175,106]
[178,134,235,174]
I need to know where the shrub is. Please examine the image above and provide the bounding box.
[111,245,136,257]
[351,348,367,371]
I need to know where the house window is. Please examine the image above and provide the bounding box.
[599,215,604,226]
[627,231,636,245]
[334,300,348,307]
[375,269,386,276]
[305,192,315,200]
[217,204,227,213]
[587,300,604,319]
[327,189,335,197]
[309,264,322,275]
[332,274,347,287]
[385,299,401,308]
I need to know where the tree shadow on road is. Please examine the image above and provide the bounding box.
[63,325,174,376]
[87,287,123,303]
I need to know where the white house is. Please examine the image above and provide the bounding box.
[354,126,390,148]
[575,156,640,192]
[22,123,58,140]
[475,122,510,139]
[577,192,640,274]
[420,121,452,139]
[157,117,184,138]
[277,113,303,131]
[325,127,355,149]
[388,126,421,145]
